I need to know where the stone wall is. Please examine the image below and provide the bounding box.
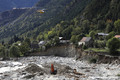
[29,44,77,57]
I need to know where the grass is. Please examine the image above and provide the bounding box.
[84,48,108,53]
[117,49,120,52]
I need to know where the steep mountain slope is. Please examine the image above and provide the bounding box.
[83,0,120,21]
[0,0,39,12]
[0,9,27,26]
[37,0,120,43]
[3,0,120,42]
[0,0,90,41]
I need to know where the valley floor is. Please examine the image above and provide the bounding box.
[0,56,120,80]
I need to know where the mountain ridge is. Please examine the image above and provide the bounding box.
[0,0,39,12]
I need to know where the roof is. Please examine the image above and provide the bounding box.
[38,41,46,45]
[97,33,109,36]
[59,37,63,40]
[80,37,91,42]
[115,35,120,38]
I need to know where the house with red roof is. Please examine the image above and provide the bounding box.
[78,37,93,47]
[115,35,120,39]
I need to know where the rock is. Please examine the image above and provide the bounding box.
[1,57,10,61]
[73,69,85,75]
[85,69,90,72]
[39,72,44,75]
[24,63,45,74]
[22,72,27,75]
[24,74,35,79]
[58,65,73,74]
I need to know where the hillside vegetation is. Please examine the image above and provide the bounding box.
[0,9,27,26]
[37,0,120,41]
[0,0,90,41]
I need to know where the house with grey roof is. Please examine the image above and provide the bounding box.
[97,33,109,36]
[38,41,46,46]
[59,37,70,44]
[96,33,109,40]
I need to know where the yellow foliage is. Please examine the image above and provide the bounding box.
[48,31,53,35]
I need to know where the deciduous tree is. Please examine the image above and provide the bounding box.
[107,37,120,55]
[10,45,21,57]
[114,19,120,34]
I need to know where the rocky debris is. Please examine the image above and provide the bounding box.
[97,54,120,64]
[73,69,85,75]
[43,63,73,75]
[23,74,35,79]
[57,65,73,74]
[24,63,45,74]
[1,57,10,61]
[11,63,46,79]
[0,56,120,80]
[85,69,90,72]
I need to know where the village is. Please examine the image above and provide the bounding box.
[29,32,119,55]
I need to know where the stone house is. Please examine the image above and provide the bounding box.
[78,37,93,47]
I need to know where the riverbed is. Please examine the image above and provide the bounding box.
[0,56,120,80]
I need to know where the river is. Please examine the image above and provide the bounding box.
[0,56,120,80]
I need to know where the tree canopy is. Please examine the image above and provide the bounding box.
[107,37,120,55]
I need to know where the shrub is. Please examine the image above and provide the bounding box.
[82,45,87,49]
[89,58,97,63]
[10,45,21,57]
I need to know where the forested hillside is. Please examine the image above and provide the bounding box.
[0,9,27,26]
[1,0,120,42]
[0,0,90,41]
[83,0,120,21]
[36,0,120,42]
